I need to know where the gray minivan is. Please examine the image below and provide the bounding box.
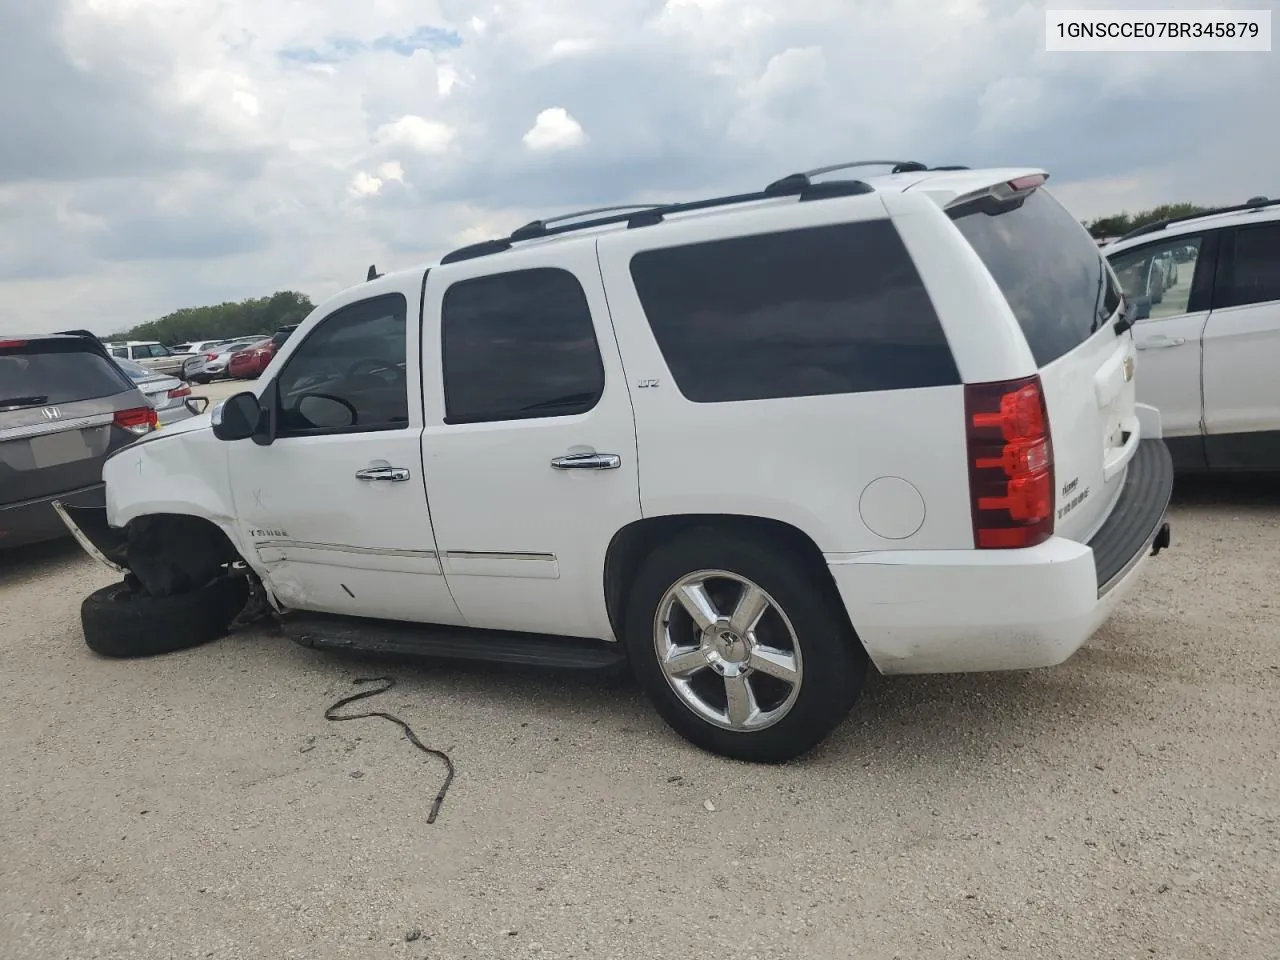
[1,332,162,549]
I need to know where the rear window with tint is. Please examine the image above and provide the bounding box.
[949,188,1114,367]
[0,340,133,407]
[628,220,960,403]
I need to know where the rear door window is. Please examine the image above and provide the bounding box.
[0,340,133,408]
[628,220,959,403]
[1219,222,1280,308]
[950,188,1114,367]
[440,268,605,424]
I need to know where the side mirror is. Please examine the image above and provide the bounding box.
[298,393,356,429]
[1130,295,1152,321]
[211,391,263,441]
[184,397,210,416]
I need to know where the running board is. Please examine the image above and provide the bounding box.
[280,612,627,672]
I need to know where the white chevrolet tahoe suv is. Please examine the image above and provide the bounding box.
[58,161,1174,763]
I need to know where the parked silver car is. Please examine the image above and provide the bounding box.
[187,336,269,383]
[113,358,210,426]
[104,340,187,379]
[1,332,159,549]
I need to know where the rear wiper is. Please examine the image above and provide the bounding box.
[0,395,49,407]
[518,391,598,412]
[1089,256,1107,333]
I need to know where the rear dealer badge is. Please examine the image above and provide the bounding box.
[1058,477,1089,520]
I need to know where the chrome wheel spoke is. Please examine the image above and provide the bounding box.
[662,646,710,679]
[728,583,769,637]
[748,645,799,683]
[723,674,758,728]
[655,569,804,733]
[675,582,720,632]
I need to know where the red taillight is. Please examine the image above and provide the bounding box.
[114,406,159,435]
[205,352,219,360]
[965,375,1054,549]
[0,339,29,349]
[167,384,191,399]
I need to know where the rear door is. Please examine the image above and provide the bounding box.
[0,338,147,511]
[1201,220,1280,470]
[948,184,1141,542]
[419,244,642,641]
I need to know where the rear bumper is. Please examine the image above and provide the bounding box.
[0,482,106,550]
[827,439,1174,675]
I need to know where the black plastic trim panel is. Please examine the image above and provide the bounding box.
[281,612,626,672]
[1086,439,1174,595]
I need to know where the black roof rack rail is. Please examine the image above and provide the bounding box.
[1117,195,1280,243]
[440,238,514,265]
[510,204,671,242]
[437,175,875,265]
[763,160,968,195]
[802,160,930,178]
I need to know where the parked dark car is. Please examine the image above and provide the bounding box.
[0,332,159,550]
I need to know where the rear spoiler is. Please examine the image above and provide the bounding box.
[945,173,1049,217]
[52,328,117,363]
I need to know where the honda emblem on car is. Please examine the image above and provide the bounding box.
[41,406,61,421]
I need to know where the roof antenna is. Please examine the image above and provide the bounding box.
[367,264,381,281]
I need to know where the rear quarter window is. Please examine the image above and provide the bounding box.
[949,188,1113,367]
[0,340,134,407]
[628,220,960,403]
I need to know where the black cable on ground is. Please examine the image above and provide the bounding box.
[324,677,454,824]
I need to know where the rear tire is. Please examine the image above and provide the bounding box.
[81,575,250,658]
[622,528,867,763]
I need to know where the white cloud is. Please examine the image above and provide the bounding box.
[377,160,405,183]
[522,107,587,151]
[1,0,1276,333]
[349,171,383,197]
[375,115,455,154]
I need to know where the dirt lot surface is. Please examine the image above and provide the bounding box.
[2,477,1278,960]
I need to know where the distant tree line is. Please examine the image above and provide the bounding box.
[1084,203,1214,240]
[105,290,315,345]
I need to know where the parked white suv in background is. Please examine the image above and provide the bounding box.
[1105,196,1280,472]
[58,161,1174,763]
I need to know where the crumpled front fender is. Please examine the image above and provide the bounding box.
[102,420,242,550]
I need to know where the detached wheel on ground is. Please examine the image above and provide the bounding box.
[81,575,250,658]
[623,528,868,764]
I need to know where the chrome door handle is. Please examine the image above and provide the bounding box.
[550,452,621,470]
[1137,336,1186,350]
[355,466,411,482]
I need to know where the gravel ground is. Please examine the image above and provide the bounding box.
[2,476,1278,960]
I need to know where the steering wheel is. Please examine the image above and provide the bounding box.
[344,357,405,392]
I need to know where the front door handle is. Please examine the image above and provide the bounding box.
[550,452,621,471]
[355,465,411,482]
[1137,336,1186,350]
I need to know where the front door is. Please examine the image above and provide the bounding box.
[419,243,642,640]
[1202,221,1280,470]
[226,287,463,625]
[1108,231,1214,468]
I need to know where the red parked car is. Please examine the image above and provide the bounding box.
[227,338,274,379]
[227,323,299,380]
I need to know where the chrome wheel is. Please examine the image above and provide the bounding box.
[653,569,803,732]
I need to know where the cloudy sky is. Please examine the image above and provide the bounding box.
[1,0,1275,334]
